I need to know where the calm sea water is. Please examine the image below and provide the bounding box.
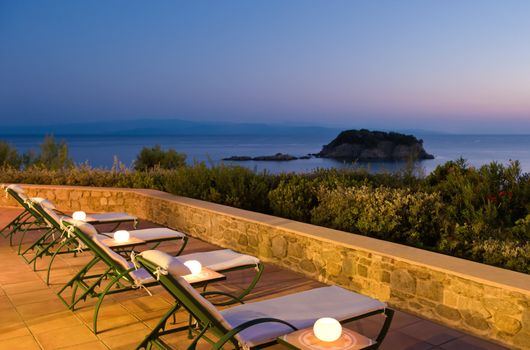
[2,134,530,174]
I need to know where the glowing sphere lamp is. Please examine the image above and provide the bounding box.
[113,230,130,243]
[313,317,342,342]
[183,260,202,275]
[72,211,87,221]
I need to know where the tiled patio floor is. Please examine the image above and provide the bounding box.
[0,207,507,350]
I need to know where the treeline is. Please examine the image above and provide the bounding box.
[1,137,529,273]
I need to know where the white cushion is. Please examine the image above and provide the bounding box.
[101,227,185,241]
[140,250,191,276]
[129,268,156,285]
[31,197,56,210]
[221,286,387,348]
[85,212,137,222]
[7,184,24,194]
[176,249,259,271]
[68,220,100,237]
[91,234,131,270]
[43,207,68,227]
[139,250,231,330]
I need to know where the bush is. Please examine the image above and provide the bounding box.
[311,185,444,247]
[35,135,73,170]
[470,238,530,274]
[269,175,318,221]
[0,142,22,168]
[134,145,186,171]
[161,162,275,212]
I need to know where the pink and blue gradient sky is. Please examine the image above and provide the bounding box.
[1,1,529,133]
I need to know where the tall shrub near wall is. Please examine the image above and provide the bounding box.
[311,185,444,247]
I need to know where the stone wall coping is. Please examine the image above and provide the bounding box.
[17,184,530,294]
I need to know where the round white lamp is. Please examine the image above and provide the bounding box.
[183,260,202,275]
[113,230,130,243]
[72,211,87,221]
[313,317,342,342]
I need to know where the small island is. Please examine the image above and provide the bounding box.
[223,153,298,161]
[318,129,434,161]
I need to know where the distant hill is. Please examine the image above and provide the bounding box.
[1,118,341,137]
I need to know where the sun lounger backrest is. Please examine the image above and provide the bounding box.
[91,235,131,271]
[137,251,232,338]
[68,221,136,283]
[40,205,66,230]
[7,184,25,194]
[31,197,56,210]
[7,187,47,221]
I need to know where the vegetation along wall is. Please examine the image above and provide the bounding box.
[2,184,529,349]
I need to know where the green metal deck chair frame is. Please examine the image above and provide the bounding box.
[17,195,138,262]
[19,198,138,281]
[57,221,264,335]
[134,254,394,350]
[0,185,50,246]
[33,203,188,285]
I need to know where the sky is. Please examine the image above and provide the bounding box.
[1,1,530,133]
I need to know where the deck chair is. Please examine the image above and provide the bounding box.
[134,250,394,350]
[18,196,141,264]
[0,184,50,245]
[1,183,137,248]
[34,203,188,284]
[58,220,264,334]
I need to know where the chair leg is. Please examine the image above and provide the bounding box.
[375,308,394,346]
[57,256,101,308]
[92,272,129,334]
[135,303,181,349]
[46,237,76,285]
[0,210,29,238]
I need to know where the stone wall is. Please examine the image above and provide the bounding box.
[2,184,529,349]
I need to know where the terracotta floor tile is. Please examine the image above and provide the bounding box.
[33,324,97,349]
[119,294,171,315]
[389,310,424,330]
[9,288,58,306]
[379,330,435,350]
[399,320,465,346]
[0,334,41,350]
[25,311,82,334]
[2,280,49,295]
[16,299,67,320]
[56,340,109,350]
[100,327,152,350]
[96,322,150,340]
[440,335,509,349]
[0,307,23,324]
[0,321,31,341]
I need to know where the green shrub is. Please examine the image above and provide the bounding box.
[269,175,318,221]
[0,142,22,168]
[35,135,73,170]
[134,145,186,170]
[161,162,274,212]
[470,238,530,274]
[311,185,444,247]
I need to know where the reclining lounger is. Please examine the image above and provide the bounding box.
[134,250,394,350]
[58,221,264,334]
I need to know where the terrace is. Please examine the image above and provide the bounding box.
[0,185,526,350]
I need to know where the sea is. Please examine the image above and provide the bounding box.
[1,134,530,175]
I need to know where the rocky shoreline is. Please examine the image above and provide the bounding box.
[223,130,434,162]
[223,153,306,161]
